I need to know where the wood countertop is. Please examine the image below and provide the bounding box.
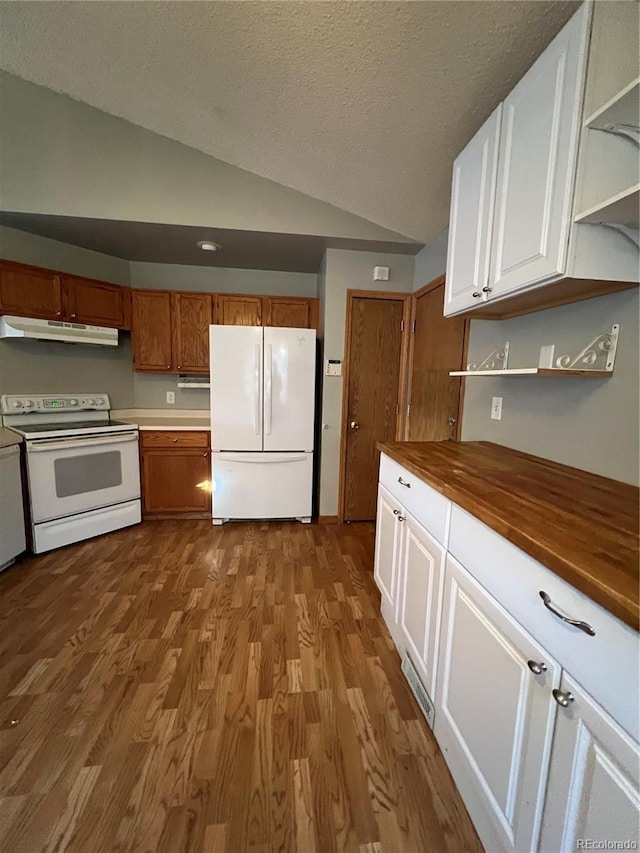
[378,441,640,631]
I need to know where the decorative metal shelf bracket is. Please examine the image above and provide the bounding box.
[466,341,510,371]
[555,324,620,372]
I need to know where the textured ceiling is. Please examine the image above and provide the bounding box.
[0,1,579,242]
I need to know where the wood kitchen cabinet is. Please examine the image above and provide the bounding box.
[131,290,174,371]
[62,276,124,328]
[140,431,211,516]
[263,295,317,328]
[215,294,262,326]
[0,262,63,319]
[172,292,213,373]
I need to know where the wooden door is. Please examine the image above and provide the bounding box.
[264,296,312,328]
[435,553,560,853]
[0,263,62,319]
[132,290,173,372]
[396,511,445,700]
[172,292,213,373]
[341,291,409,521]
[215,294,262,326]
[63,276,124,327]
[444,105,501,316]
[489,4,589,297]
[142,450,211,513]
[407,277,467,442]
[539,672,640,853]
[373,484,404,612]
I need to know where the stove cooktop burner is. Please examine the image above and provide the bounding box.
[11,419,131,434]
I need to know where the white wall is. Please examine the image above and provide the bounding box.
[413,228,448,291]
[318,248,415,516]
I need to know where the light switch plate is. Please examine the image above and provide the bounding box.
[166,391,176,404]
[491,396,503,420]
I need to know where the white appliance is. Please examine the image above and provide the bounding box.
[209,325,316,523]
[1,394,141,553]
[0,444,26,571]
[0,315,118,346]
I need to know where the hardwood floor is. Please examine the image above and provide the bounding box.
[0,521,482,853]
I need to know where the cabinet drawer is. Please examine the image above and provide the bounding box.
[379,454,450,546]
[449,505,639,741]
[140,431,209,449]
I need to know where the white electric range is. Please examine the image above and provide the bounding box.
[1,393,141,554]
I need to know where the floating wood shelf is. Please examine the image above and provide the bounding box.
[449,368,613,377]
[585,77,640,133]
[575,184,640,227]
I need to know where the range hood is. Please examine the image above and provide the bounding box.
[0,315,118,347]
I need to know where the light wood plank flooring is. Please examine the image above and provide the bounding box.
[0,521,482,852]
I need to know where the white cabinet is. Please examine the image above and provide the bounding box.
[445,106,501,315]
[396,512,445,699]
[435,554,561,853]
[539,672,640,853]
[373,484,403,616]
[489,4,589,297]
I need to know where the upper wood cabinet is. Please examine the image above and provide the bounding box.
[215,294,262,326]
[0,263,63,319]
[444,4,639,319]
[264,296,315,328]
[172,292,213,373]
[62,276,124,328]
[132,290,173,372]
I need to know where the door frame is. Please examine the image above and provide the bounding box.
[404,275,470,441]
[338,289,411,523]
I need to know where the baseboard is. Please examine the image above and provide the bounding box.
[317,515,339,524]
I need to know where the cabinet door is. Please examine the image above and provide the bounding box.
[373,484,404,613]
[489,4,590,297]
[142,449,211,513]
[173,292,213,373]
[396,512,445,700]
[434,554,560,853]
[132,290,173,372]
[215,295,262,326]
[264,296,311,328]
[0,264,62,319]
[444,106,501,316]
[539,673,640,853]
[64,277,124,328]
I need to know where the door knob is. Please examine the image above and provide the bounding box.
[447,417,456,426]
[350,421,360,430]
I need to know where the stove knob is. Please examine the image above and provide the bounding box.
[12,400,22,408]
[69,399,78,406]
[24,400,34,408]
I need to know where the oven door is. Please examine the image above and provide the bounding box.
[26,431,141,523]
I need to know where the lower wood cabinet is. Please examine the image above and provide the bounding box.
[140,431,211,516]
[434,553,561,853]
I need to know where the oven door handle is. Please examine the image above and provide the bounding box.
[28,432,139,452]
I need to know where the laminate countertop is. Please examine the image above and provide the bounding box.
[0,428,22,449]
[378,441,640,631]
[111,410,210,432]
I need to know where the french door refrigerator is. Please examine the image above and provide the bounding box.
[209,325,316,523]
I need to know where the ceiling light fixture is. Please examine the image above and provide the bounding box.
[197,240,222,252]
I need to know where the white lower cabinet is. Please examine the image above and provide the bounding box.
[434,554,561,853]
[373,484,403,616]
[539,673,640,853]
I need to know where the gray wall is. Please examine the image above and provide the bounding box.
[0,227,135,406]
[0,72,414,245]
[413,228,448,291]
[319,248,415,516]
[462,288,639,485]
[128,262,317,409]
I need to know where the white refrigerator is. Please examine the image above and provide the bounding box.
[209,325,316,524]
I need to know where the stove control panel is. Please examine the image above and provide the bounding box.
[0,394,111,415]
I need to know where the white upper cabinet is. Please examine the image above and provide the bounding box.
[445,106,501,315]
[489,4,590,297]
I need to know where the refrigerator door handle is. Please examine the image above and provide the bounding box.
[264,344,273,435]
[254,343,262,435]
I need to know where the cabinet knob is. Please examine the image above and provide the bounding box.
[552,688,574,708]
[167,365,171,369]
[56,310,62,315]
[482,287,492,293]
[398,515,406,522]
[172,438,178,442]
[71,313,77,318]
[527,660,547,675]
[393,509,400,515]
[177,365,182,369]
[472,292,481,298]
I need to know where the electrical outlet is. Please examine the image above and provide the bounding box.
[491,396,503,420]
[166,391,175,404]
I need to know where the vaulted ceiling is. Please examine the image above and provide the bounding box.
[0,0,579,243]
